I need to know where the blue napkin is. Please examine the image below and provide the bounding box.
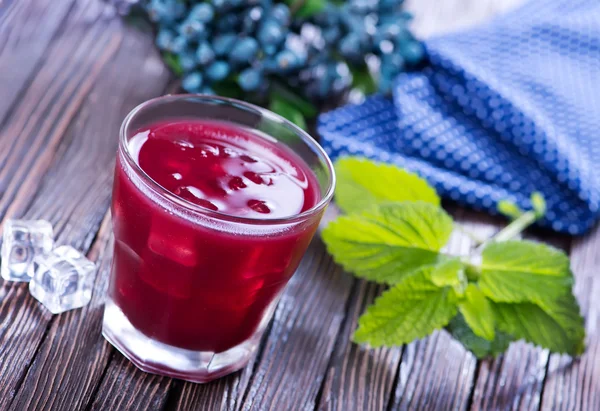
[318,0,600,235]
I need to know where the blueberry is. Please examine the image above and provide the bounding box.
[189,3,214,23]
[275,49,299,72]
[238,67,263,91]
[212,34,237,56]
[169,35,187,54]
[205,60,230,82]
[270,4,290,25]
[182,72,203,93]
[155,29,174,50]
[339,34,362,62]
[229,37,259,65]
[257,20,285,47]
[178,18,205,41]
[196,41,215,66]
[178,51,197,72]
[400,41,425,64]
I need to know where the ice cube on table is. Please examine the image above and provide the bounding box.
[29,245,96,314]
[1,219,53,282]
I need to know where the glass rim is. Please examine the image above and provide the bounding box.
[119,94,336,226]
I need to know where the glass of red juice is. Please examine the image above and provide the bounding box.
[102,95,335,383]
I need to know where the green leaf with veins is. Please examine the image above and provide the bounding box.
[334,157,440,214]
[430,258,467,296]
[447,314,513,358]
[479,240,573,305]
[459,284,495,340]
[494,294,585,355]
[322,202,453,284]
[354,268,458,347]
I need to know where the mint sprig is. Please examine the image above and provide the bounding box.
[323,156,585,357]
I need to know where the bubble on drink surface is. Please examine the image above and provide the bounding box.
[1,219,53,282]
[29,245,96,314]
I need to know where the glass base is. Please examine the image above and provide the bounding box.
[102,300,260,383]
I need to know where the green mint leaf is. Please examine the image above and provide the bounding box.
[271,86,317,118]
[430,259,467,296]
[334,157,440,214]
[322,202,453,284]
[447,314,513,358]
[269,96,308,130]
[287,0,326,18]
[162,53,183,76]
[479,240,573,305]
[458,284,495,340]
[354,268,458,347]
[350,64,377,95]
[494,293,585,355]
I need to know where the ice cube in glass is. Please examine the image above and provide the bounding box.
[1,219,53,282]
[29,245,96,314]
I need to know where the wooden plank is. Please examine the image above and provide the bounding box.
[470,231,571,411]
[316,209,501,411]
[0,0,119,224]
[0,0,78,124]
[0,12,122,411]
[89,354,174,411]
[172,352,257,411]
[317,281,402,411]
[223,239,354,410]
[0,3,170,409]
[9,217,113,411]
[387,209,490,411]
[540,225,600,411]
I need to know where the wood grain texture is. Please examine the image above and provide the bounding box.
[0,0,598,410]
[10,222,113,411]
[0,5,122,409]
[172,352,257,411]
[238,239,354,410]
[317,281,402,411]
[470,230,572,411]
[0,0,118,225]
[0,0,77,123]
[540,225,600,411]
[89,354,173,411]
[387,209,485,411]
[0,0,169,409]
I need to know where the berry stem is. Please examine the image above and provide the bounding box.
[492,210,537,243]
[476,210,537,253]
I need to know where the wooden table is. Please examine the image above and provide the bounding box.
[1,0,598,410]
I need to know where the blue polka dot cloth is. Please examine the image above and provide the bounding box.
[318,0,600,235]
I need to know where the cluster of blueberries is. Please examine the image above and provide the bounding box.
[128,0,424,98]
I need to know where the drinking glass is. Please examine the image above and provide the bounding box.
[102,95,335,383]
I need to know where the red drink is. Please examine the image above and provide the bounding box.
[103,96,334,383]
